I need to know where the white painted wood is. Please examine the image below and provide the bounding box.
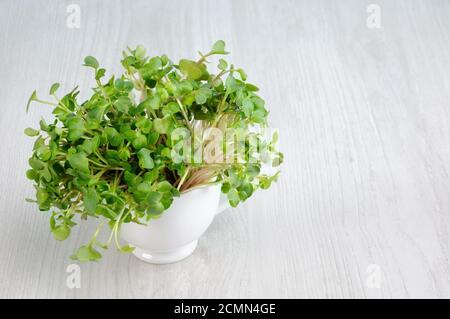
[0,0,449,298]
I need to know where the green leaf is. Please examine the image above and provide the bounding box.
[136,181,152,194]
[75,245,102,262]
[52,225,70,241]
[59,87,78,111]
[139,190,164,212]
[79,138,96,155]
[114,96,131,113]
[105,127,124,147]
[132,132,147,149]
[259,172,279,190]
[137,148,154,169]
[142,171,158,185]
[68,152,90,173]
[134,183,161,204]
[26,169,38,180]
[83,188,98,214]
[251,108,267,124]
[182,92,195,107]
[175,81,193,96]
[41,166,52,182]
[162,102,180,116]
[227,188,240,207]
[143,57,162,76]
[218,59,228,71]
[118,245,135,253]
[95,68,106,80]
[237,68,247,81]
[149,200,165,213]
[195,94,207,105]
[245,83,259,92]
[157,181,173,193]
[251,96,265,109]
[121,55,137,68]
[83,56,99,69]
[49,83,60,95]
[221,182,231,193]
[147,191,162,204]
[87,103,106,121]
[195,87,212,105]
[148,95,161,110]
[26,90,37,113]
[36,145,52,161]
[118,147,131,161]
[153,116,172,134]
[237,182,253,200]
[36,188,49,206]
[134,45,146,60]
[136,117,153,134]
[246,164,260,177]
[39,118,49,131]
[148,131,160,145]
[241,98,254,117]
[96,205,117,219]
[66,116,85,142]
[124,171,142,187]
[225,75,240,93]
[272,154,283,167]
[29,157,45,170]
[179,59,204,80]
[272,131,279,144]
[24,127,39,137]
[211,40,228,54]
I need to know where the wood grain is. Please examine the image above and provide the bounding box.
[0,0,449,298]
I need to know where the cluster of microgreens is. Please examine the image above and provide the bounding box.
[25,41,283,261]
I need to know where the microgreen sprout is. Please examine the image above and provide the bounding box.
[25,41,283,261]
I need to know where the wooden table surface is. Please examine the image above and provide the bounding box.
[1,0,449,298]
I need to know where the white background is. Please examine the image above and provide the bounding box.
[0,0,449,298]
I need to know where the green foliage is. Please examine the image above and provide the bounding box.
[24,128,39,136]
[83,56,99,69]
[25,40,282,261]
[49,83,60,95]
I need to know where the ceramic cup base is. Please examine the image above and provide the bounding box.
[131,240,198,264]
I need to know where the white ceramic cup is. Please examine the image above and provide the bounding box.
[120,185,228,264]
